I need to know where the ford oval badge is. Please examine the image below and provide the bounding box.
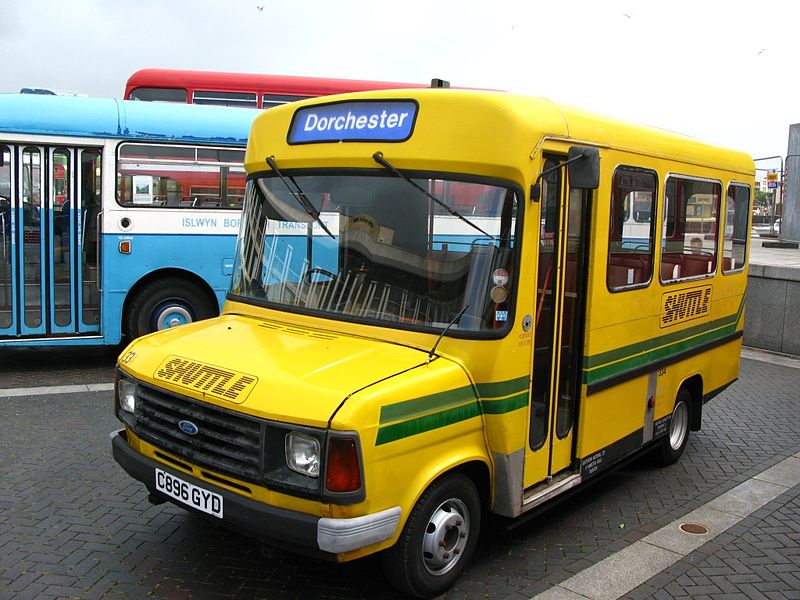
[178,420,199,436]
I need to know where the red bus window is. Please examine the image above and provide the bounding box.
[262,94,311,108]
[128,87,188,103]
[193,91,257,108]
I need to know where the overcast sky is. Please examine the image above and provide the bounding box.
[1,0,796,172]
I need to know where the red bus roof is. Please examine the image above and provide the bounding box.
[124,68,428,100]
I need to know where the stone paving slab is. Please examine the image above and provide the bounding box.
[622,483,800,600]
[531,453,800,600]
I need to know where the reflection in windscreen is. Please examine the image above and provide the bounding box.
[231,174,518,332]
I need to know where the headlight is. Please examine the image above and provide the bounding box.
[117,377,136,414]
[285,432,320,477]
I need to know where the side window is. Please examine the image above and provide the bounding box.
[722,184,751,273]
[128,87,187,103]
[660,176,721,282]
[116,144,246,209]
[607,167,657,290]
[261,94,310,108]
[193,91,258,108]
[52,148,71,211]
[0,145,10,200]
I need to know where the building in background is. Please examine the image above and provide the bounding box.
[782,123,800,242]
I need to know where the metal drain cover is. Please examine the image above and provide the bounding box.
[680,523,709,534]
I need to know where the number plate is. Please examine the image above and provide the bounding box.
[155,468,223,518]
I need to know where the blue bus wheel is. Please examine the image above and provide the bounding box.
[125,277,216,339]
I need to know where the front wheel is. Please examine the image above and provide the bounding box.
[382,474,481,598]
[654,388,691,466]
[125,277,216,340]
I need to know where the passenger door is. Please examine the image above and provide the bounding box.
[524,156,591,488]
[0,144,101,339]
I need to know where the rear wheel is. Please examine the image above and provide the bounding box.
[125,277,216,339]
[654,388,691,466]
[382,474,481,598]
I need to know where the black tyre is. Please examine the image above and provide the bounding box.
[382,473,481,598]
[654,388,691,466]
[125,277,216,339]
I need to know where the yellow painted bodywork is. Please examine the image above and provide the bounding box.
[118,88,753,559]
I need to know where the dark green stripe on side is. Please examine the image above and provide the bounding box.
[475,375,530,398]
[376,402,482,445]
[375,376,530,446]
[582,297,745,386]
[481,390,529,414]
[379,386,476,424]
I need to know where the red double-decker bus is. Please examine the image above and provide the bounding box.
[124,68,429,109]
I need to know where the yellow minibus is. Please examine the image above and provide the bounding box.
[112,88,753,597]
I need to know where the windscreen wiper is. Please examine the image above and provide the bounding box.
[427,304,469,363]
[372,151,494,239]
[265,155,334,238]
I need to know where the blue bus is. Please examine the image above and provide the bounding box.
[0,94,256,345]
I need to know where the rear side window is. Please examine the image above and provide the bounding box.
[607,167,657,290]
[722,184,751,273]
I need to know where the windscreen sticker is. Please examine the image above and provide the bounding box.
[288,100,418,144]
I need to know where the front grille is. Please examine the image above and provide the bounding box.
[134,383,263,483]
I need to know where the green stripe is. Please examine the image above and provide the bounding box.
[475,375,529,398]
[583,322,738,384]
[379,386,476,424]
[582,296,745,385]
[481,391,529,414]
[376,402,481,445]
[584,308,739,370]
[375,376,530,445]
[379,376,529,424]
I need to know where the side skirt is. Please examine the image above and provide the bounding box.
[509,416,672,525]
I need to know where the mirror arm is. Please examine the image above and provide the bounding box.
[530,147,598,201]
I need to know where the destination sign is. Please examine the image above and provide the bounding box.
[288,100,418,144]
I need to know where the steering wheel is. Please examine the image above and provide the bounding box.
[303,267,338,284]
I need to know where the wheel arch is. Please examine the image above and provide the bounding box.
[122,267,220,336]
[449,460,492,511]
[398,456,492,527]
[680,373,703,431]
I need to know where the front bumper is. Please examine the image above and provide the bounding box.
[111,429,400,557]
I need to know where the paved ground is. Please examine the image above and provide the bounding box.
[0,345,119,389]
[749,239,800,269]
[0,352,798,599]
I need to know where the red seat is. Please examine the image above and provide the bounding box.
[608,254,648,288]
[660,254,682,281]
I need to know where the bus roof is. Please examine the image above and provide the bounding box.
[0,93,256,145]
[245,89,754,177]
[125,68,428,99]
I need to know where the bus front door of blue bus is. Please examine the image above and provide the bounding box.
[0,144,101,340]
[0,145,11,334]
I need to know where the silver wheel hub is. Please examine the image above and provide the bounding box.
[421,498,470,576]
[156,305,192,330]
[669,401,689,450]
